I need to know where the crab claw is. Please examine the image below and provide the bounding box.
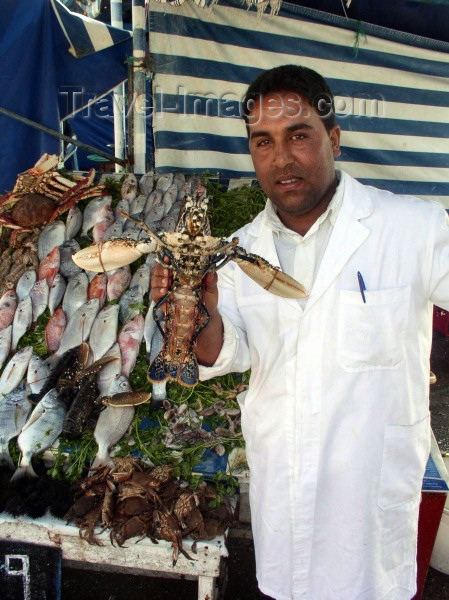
[72,239,158,273]
[232,252,308,299]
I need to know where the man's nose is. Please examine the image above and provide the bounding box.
[273,142,294,169]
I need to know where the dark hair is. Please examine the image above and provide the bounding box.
[242,64,336,131]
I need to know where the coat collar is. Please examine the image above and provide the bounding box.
[244,172,374,311]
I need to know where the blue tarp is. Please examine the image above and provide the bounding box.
[0,0,132,193]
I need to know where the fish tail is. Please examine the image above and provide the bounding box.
[90,452,115,472]
[10,462,38,482]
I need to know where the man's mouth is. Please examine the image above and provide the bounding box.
[276,176,302,186]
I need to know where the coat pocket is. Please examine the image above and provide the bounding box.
[378,414,430,510]
[337,286,410,372]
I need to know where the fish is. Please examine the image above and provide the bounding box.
[129,194,147,216]
[58,239,82,279]
[117,313,144,377]
[144,199,165,224]
[96,342,122,396]
[88,304,120,362]
[56,299,100,356]
[0,346,33,398]
[45,308,67,354]
[144,189,163,215]
[62,271,88,320]
[27,353,52,395]
[11,297,32,350]
[144,300,158,354]
[81,196,112,236]
[162,184,177,216]
[0,290,17,331]
[12,388,66,480]
[121,173,138,202]
[48,273,66,316]
[87,272,107,310]
[173,173,186,191]
[16,270,37,301]
[91,375,136,469]
[139,171,154,196]
[30,279,49,324]
[155,173,173,193]
[106,265,131,301]
[103,221,124,241]
[0,383,32,470]
[119,284,144,323]
[92,204,115,244]
[114,198,130,225]
[65,206,83,240]
[149,321,167,404]
[38,221,66,261]
[38,247,60,287]
[158,213,177,233]
[0,325,12,371]
[130,263,151,295]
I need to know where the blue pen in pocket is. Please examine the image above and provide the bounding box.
[357,271,366,303]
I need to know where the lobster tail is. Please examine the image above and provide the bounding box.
[148,351,199,387]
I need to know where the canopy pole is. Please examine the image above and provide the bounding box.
[111,0,126,173]
[132,0,147,175]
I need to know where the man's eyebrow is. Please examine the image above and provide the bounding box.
[249,122,314,140]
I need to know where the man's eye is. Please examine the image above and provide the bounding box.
[256,139,270,147]
[292,133,307,140]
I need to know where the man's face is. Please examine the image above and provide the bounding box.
[247,91,341,225]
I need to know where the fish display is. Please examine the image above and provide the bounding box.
[0,383,32,469]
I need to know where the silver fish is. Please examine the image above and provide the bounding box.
[139,171,154,196]
[144,189,163,215]
[162,184,177,216]
[0,383,32,470]
[38,221,66,261]
[145,199,165,224]
[81,196,112,236]
[91,374,134,469]
[30,279,49,324]
[173,172,185,191]
[16,270,36,302]
[103,221,124,241]
[106,266,131,302]
[114,198,130,225]
[89,304,120,362]
[97,342,122,396]
[149,324,167,403]
[59,239,82,279]
[48,273,67,316]
[119,285,144,324]
[12,388,66,480]
[130,263,151,295]
[0,346,33,398]
[121,173,138,202]
[65,206,83,240]
[158,213,177,233]
[11,296,32,350]
[155,173,173,193]
[129,193,147,216]
[0,325,12,371]
[118,313,144,377]
[27,353,51,395]
[56,299,100,356]
[0,290,17,332]
[62,272,88,320]
[144,300,158,354]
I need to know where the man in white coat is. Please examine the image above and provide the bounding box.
[152,65,449,599]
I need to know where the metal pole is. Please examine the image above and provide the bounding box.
[0,106,128,167]
[111,0,126,173]
[132,0,147,175]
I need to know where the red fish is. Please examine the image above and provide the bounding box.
[0,290,17,331]
[106,265,131,301]
[118,313,144,377]
[38,246,60,287]
[88,273,108,310]
[45,308,67,353]
[92,204,115,244]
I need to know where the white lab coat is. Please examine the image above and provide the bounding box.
[199,172,449,600]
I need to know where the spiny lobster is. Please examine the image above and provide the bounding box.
[73,193,307,387]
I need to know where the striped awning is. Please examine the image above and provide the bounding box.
[149,0,449,205]
[51,0,132,58]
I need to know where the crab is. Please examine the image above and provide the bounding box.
[0,153,108,244]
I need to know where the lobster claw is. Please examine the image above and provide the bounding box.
[232,252,308,299]
[72,239,158,273]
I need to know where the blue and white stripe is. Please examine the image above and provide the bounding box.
[51,0,132,58]
[149,0,449,205]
